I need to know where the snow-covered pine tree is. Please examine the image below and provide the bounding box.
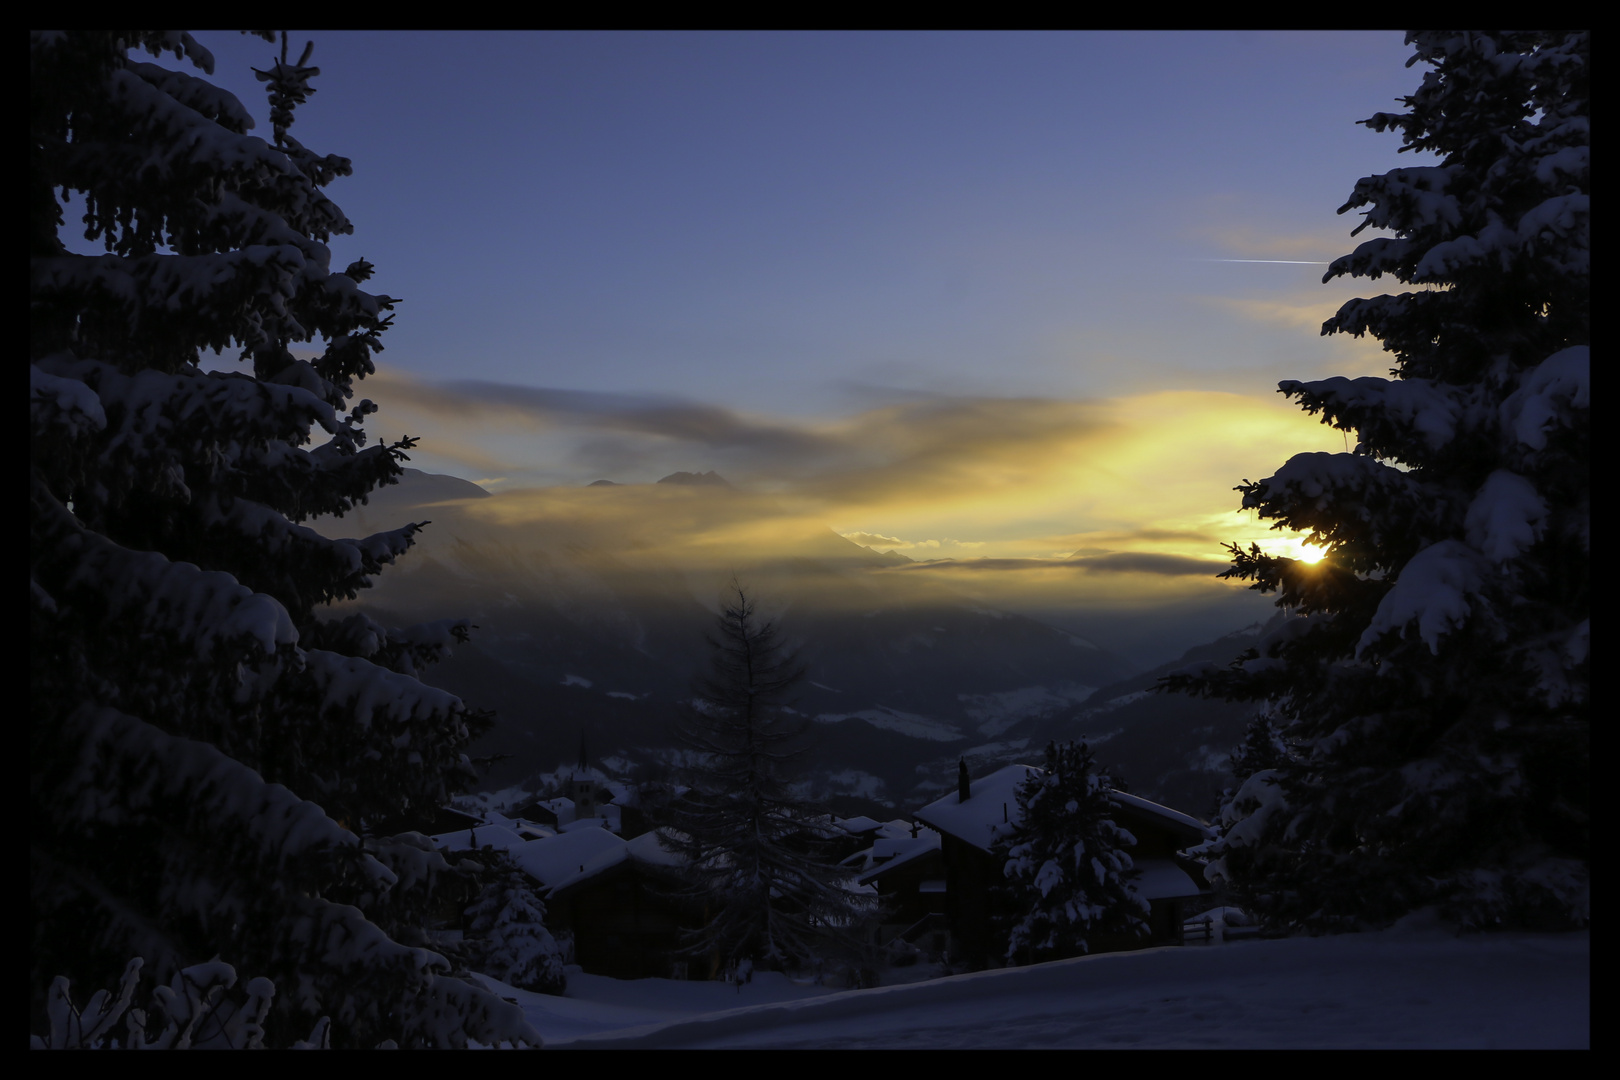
[463,855,567,995]
[659,585,871,974]
[1163,31,1588,932]
[992,742,1148,964]
[1188,712,1295,899]
[31,31,540,1046]
[1227,715,1287,783]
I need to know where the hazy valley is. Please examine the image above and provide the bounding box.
[319,469,1265,820]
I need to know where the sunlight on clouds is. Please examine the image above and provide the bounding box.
[841,531,905,548]
[837,533,988,554]
[356,371,1351,611]
[1195,224,1344,260]
[1198,292,1388,376]
[1210,294,1344,331]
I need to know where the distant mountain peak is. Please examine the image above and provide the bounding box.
[586,479,620,486]
[389,468,492,500]
[656,470,732,487]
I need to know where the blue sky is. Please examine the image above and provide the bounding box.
[167,31,1425,406]
[96,31,1440,640]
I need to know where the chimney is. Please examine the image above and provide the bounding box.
[958,758,970,803]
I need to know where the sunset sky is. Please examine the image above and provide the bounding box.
[99,31,1438,651]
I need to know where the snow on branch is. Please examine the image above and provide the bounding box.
[59,705,357,864]
[1334,165,1459,239]
[125,60,256,134]
[103,67,299,187]
[403,974,542,1049]
[31,363,108,437]
[1500,345,1588,452]
[300,648,465,732]
[1463,470,1548,563]
[1413,193,1589,281]
[59,524,298,659]
[36,354,337,456]
[1244,451,1432,554]
[1357,540,1486,656]
[1280,375,1465,456]
[32,956,293,1049]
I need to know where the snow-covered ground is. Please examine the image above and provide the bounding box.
[470,968,839,1044]
[480,927,1588,1049]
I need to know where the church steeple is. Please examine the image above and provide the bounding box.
[569,730,597,820]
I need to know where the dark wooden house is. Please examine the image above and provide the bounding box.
[913,763,1214,969]
[851,828,950,957]
[540,831,702,980]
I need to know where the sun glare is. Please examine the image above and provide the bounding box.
[1260,535,1328,564]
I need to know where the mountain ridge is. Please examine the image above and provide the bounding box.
[319,470,1260,818]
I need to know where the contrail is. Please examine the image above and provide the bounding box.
[1192,258,1332,265]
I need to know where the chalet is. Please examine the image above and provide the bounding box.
[510,796,574,830]
[827,815,888,862]
[427,812,705,980]
[913,762,1214,969]
[847,825,949,958]
[539,816,880,980]
[540,830,702,980]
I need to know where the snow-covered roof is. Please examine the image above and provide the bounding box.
[877,818,920,840]
[835,815,884,835]
[855,829,943,886]
[509,826,626,888]
[871,835,925,860]
[625,828,686,868]
[1127,858,1205,900]
[1184,905,1253,928]
[913,764,1213,852]
[1109,791,1216,841]
[913,764,1039,852]
[429,823,529,854]
[544,828,688,897]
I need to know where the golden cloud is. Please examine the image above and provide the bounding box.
[841,531,906,548]
[340,372,1353,616]
[891,551,1225,576]
[1208,294,1346,331]
[1196,224,1343,261]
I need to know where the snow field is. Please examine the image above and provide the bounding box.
[493,929,1587,1049]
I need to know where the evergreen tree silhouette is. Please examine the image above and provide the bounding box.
[31,31,537,1045]
[1163,32,1588,932]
